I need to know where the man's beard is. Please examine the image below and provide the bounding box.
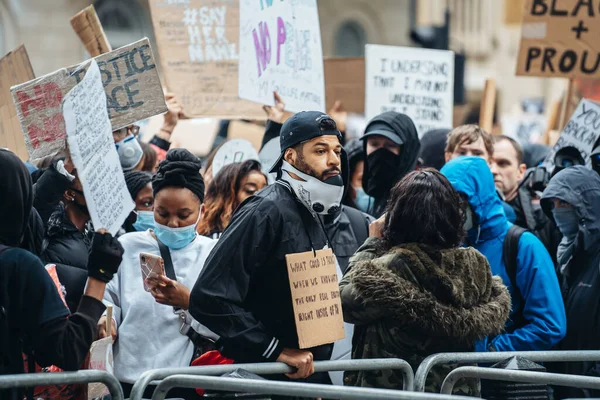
[294,155,340,182]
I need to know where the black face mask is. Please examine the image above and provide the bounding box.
[364,148,401,198]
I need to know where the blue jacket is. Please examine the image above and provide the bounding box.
[441,156,566,352]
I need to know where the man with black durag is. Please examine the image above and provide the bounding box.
[361,111,421,218]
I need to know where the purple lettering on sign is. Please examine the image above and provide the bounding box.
[252,21,271,77]
[276,17,286,65]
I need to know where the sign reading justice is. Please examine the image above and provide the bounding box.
[516,0,600,78]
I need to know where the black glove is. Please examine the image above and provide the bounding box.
[87,232,124,283]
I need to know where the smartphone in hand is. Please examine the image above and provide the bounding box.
[139,252,165,292]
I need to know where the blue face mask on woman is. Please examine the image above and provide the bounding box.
[133,210,155,232]
[354,187,374,214]
[154,213,201,250]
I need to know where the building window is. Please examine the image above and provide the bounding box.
[334,21,367,57]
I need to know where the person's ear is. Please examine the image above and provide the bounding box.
[200,203,205,218]
[64,189,76,202]
[518,163,527,180]
[284,148,296,165]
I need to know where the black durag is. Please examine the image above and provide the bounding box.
[152,148,205,202]
[0,149,33,246]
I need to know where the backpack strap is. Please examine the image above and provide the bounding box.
[344,207,369,246]
[503,225,527,328]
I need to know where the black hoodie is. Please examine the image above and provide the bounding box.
[362,112,421,217]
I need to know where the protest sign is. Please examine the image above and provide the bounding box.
[63,59,135,235]
[0,46,35,160]
[365,44,454,135]
[259,136,280,184]
[324,57,365,114]
[238,0,325,112]
[211,138,260,176]
[545,99,600,168]
[70,5,112,57]
[149,0,263,119]
[516,0,600,78]
[479,78,496,133]
[11,38,167,161]
[285,248,345,349]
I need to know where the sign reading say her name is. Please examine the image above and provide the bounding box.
[238,0,325,112]
[11,38,167,161]
[545,99,600,167]
[149,0,263,118]
[516,0,600,78]
[63,60,135,235]
[365,44,454,136]
[286,248,345,349]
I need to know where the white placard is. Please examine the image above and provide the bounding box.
[545,99,600,168]
[238,0,325,112]
[259,137,280,184]
[365,44,455,136]
[63,60,135,235]
[212,138,260,177]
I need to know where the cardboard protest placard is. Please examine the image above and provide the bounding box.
[324,57,365,114]
[516,0,600,78]
[238,0,325,112]
[70,5,112,57]
[285,248,345,349]
[211,138,259,176]
[63,59,135,235]
[0,46,35,160]
[11,38,167,161]
[365,44,454,135]
[545,99,600,167]
[148,0,264,119]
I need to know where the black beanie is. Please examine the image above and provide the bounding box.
[124,170,153,200]
[152,148,205,202]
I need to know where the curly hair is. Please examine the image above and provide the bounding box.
[197,160,266,236]
[382,169,465,249]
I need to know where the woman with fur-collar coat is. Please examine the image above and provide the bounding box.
[339,170,511,395]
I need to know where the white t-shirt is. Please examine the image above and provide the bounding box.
[103,231,217,383]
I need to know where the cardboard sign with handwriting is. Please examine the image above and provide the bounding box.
[149,0,263,119]
[11,38,167,161]
[0,46,35,160]
[324,57,365,114]
[286,248,345,349]
[516,0,600,78]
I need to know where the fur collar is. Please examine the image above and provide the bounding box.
[350,242,511,341]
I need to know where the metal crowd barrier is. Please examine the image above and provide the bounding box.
[440,366,600,394]
[130,359,414,400]
[151,375,472,400]
[414,350,600,392]
[0,370,124,400]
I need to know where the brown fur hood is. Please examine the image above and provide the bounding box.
[346,241,511,342]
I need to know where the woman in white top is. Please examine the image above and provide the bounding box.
[98,149,217,399]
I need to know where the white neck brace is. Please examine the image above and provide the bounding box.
[280,161,344,215]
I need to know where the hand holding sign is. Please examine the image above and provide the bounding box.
[262,92,287,124]
[328,101,347,133]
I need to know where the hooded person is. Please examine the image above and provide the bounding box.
[419,128,450,171]
[361,112,421,218]
[186,111,348,397]
[0,149,123,398]
[441,156,566,352]
[540,166,600,399]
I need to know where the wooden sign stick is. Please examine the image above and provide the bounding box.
[479,78,496,133]
[70,5,112,57]
[558,78,575,130]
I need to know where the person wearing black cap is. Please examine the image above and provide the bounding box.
[361,111,421,218]
[188,111,346,394]
[98,149,217,398]
[0,149,123,399]
[122,170,154,233]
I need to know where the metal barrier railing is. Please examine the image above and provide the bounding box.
[0,370,124,400]
[151,375,473,400]
[130,359,414,400]
[440,366,600,394]
[414,350,600,392]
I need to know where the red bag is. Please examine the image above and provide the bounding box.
[191,350,234,396]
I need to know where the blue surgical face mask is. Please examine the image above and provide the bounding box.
[354,187,373,214]
[154,213,201,250]
[552,207,579,239]
[133,210,155,232]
